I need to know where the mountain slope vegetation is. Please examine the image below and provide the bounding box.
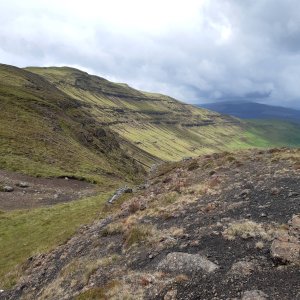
[1,63,299,183]
[0,64,145,186]
[26,66,286,161]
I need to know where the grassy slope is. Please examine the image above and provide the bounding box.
[26,66,286,161]
[244,119,300,147]
[0,64,144,186]
[0,192,112,288]
[1,64,300,288]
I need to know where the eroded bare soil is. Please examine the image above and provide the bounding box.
[0,170,99,210]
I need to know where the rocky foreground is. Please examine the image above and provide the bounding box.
[1,148,300,300]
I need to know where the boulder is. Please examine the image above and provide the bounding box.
[108,186,133,204]
[239,189,251,198]
[1,185,14,192]
[230,260,255,276]
[16,182,30,188]
[157,252,218,274]
[290,214,300,232]
[241,290,268,300]
[164,289,177,300]
[271,214,300,264]
[270,239,300,264]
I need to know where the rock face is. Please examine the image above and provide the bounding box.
[270,215,300,265]
[157,252,219,274]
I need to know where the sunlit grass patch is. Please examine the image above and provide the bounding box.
[0,192,112,288]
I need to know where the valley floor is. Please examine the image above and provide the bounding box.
[0,170,99,211]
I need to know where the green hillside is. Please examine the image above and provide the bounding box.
[1,63,300,184]
[0,64,145,187]
[244,119,300,147]
[26,66,281,161]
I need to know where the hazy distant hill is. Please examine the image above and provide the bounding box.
[199,101,300,123]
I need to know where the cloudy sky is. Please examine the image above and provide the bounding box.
[1,0,300,108]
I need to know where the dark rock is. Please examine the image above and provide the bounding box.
[230,260,255,276]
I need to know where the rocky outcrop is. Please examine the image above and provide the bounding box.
[241,290,268,300]
[271,214,300,265]
[157,252,219,274]
[107,186,133,204]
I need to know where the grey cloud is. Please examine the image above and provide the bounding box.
[0,0,300,108]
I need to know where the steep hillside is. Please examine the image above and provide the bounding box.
[1,63,299,182]
[246,120,300,147]
[0,64,145,186]
[199,101,300,123]
[26,67,273,161]
[2,148,299,299]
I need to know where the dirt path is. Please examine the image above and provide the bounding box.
[0,170,100,211]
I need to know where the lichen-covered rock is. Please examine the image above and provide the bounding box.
[16,181,30,188]
[157,252,218,274]
[1,185,14,192]
[164,289,177,300]
[271,214,300,264]
[241,290,268,300]
[230,260,256,276]
[270,240,300,264]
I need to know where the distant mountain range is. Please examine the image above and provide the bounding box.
[198,102,300,123]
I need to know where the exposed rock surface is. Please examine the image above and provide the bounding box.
[270,214,300,264]
[16,182,30,188]
[241,290,268,300]
[158,252,218,274]
[107,186,133,204]
[229,260,256,276]
[0,170,99,210]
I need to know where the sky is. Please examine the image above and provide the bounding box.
[0,0,300,109]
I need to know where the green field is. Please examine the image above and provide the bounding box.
[0,192,113,288]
